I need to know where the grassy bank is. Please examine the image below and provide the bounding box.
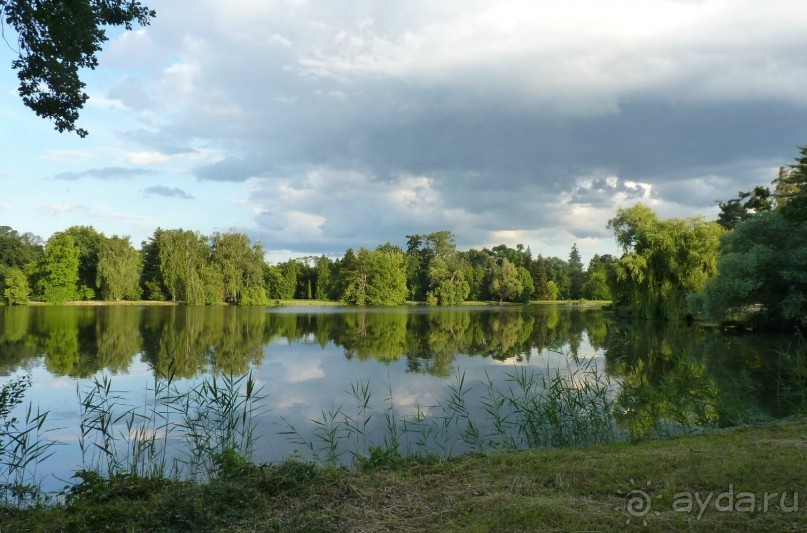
[25,300,178,306]
[3,418,805,532]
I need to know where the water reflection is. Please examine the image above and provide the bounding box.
[0,305,801,427]
[605,320,801,438]
[1,304,803,495]
[0,305,611,379]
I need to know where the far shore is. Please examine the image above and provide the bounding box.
[9,298,611,308]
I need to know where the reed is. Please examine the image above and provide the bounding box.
[0,374,58,505]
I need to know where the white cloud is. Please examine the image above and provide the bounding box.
[128,151,171,165]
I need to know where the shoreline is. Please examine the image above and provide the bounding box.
[12,299,611,308]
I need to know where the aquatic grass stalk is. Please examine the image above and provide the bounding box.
[279,352,620,466]
[77,368,267,482]
[0,374,58,505]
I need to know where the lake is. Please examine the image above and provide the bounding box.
[0,304,802,493]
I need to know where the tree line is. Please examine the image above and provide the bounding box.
[0,226,612,307]
[4,144,802,321]
[608,144,807,329]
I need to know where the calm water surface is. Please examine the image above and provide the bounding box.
[0,304,800,491]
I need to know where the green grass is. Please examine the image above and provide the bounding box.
[3,418,806,532]
[271,299,342,306]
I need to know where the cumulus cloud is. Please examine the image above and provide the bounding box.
[92,0,807,257]
[143,186,195,199]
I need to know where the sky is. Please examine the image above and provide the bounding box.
[2,0,807,264]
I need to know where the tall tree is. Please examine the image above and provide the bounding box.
[2,267,30,305]
[545,257,571,299]
[35,232,80,303]
[774,145,807,224]
[314,255,332,300]
[157,229,209,304]
[581,254,612,301]
[0,226,43,269]
[517,266,534,303]
[529,254,549,300]
[1,0,155,136]
[63,225,105,298]
[97,236,141,301]
[490,258,522,303]
[210,232,268,305]
[608,204,723,321]
[427,258,470,305]
[140,229,166,300]
[365,246,409,306]
[568,243,584,299]
[696,210,807,328]
[715,186,773,230]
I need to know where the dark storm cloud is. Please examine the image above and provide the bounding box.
[194,157,278,182]
[54,167,155,181]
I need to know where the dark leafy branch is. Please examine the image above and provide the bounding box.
[0,0,155,137]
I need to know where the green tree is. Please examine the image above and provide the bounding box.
[545,280,560,301]
[366,246,409,306]
[529,254,549,300]
[209,232,268,305]
[314,255,332,300]
[608,204,724,321]
[568,243,585,299]
[2,267,30,305]
[774,145,807,224]
[341,248,371,305]
[140,229,166,300]
[97,235,141,301]
[276,260,299,300]
[0,226,43,270]
[716,186,773,230]
[517,266,534,303]
[35,232,80,303]
[1,0,155,136]
[157,229,209,304]
[490,258,522,303]
[545,257,571,299]
[696,210,807,328]
[427,259,471,306]
[62,225,104,299]
[263,263,283,300]
[581,254,613,300]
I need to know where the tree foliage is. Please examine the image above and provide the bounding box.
[97,236,141,301]
[774,145,807,224]
[581,254,613,301]
[715,186,773,230]
[2,267,29,304]
[341,247,408,306]
[210,232,268,305]
[0,226,42,269]
[0,0,155,136]
[696,210,807,327]
[156,229,209,304]
[63,225,104,297]
[35,232,80,303]
[490,258,522,303]
[608,204,723,321]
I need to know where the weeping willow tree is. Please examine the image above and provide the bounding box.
[607,204,724,321]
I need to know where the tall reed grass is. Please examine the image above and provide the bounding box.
[279,354,620,467]
[0,374,58,505]
[77,368,266,481]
